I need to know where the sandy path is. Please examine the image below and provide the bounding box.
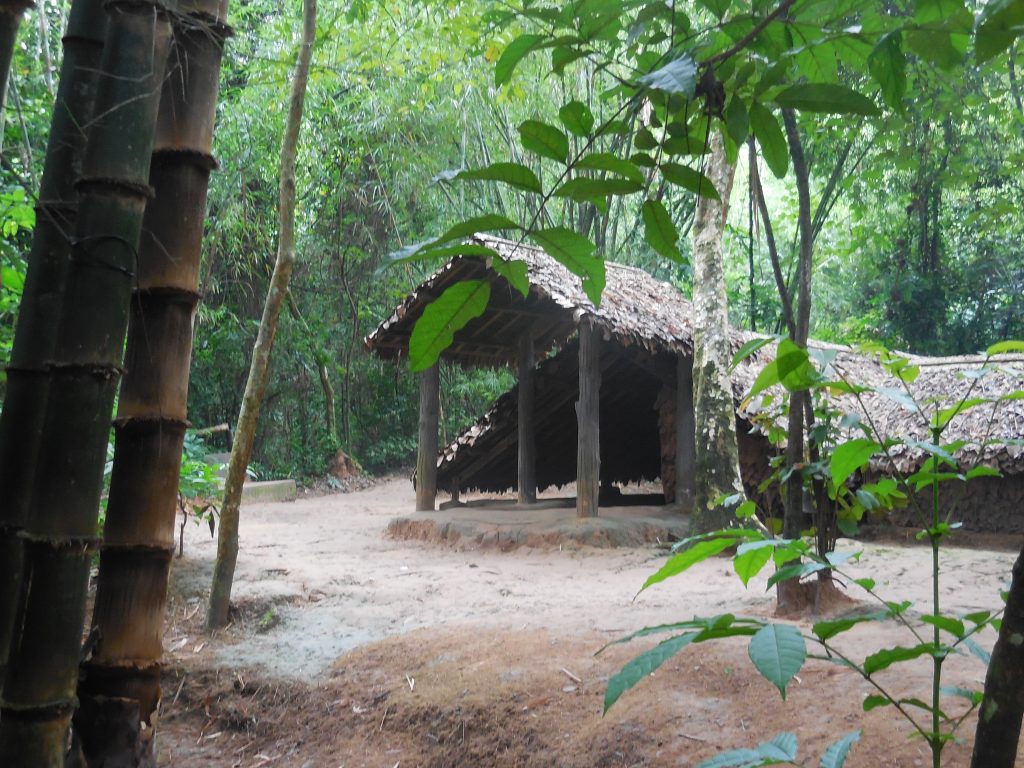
[169,477,1016,681]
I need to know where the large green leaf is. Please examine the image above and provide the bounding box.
[604,632,698,712]
[820,731,861,768]
[749,102,788,178]
[907,0,971,69]
[641,199,682,263]
[734,544,773,587]
[553,177,642,202]
[640,537,735,592]
[830,439,881,488]
[976,0,1024,63]
[490,257,530,298]
[558,100,595,137]
[868,32,906,112]
[724,96,749,147]
[695,732,799,767]
[434,214,521,246]
[774,84,879,116]
[409,280,491,371]
[637,54,697,97]
[456,162,542,194]
[575,152,644,182]
[528,227,605,305]
[661,163,721,201]
[988,340,1024,356]
[495,34,544,87]
[519,120,569,163]
[748,624,806,699]
[812,613,887,642]
[863,643,936,676]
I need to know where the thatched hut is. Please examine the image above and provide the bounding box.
[366,235,1024,531]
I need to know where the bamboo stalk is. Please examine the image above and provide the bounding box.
[0,1,173,762]
[73,3,231,763]
[0,0,105,695]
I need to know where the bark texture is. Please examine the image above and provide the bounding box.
[207,0,316,628]
[517,333,536,504]
[0,1,172,762]
[689,131,742,532]
[0,0,104,691]
[675,355,696,510]
[415,364,440,511]
[74,3,230,764]
[576,322,601,517]
[970,542,1024,768]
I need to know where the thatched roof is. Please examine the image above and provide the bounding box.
[365,235,752,366]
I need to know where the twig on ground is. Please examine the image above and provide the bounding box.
[560,667,582,684]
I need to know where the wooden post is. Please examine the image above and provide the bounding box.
[416,364,440,511]
[576,324,601,517]
[676,355,696,510]
[517,333,537,504]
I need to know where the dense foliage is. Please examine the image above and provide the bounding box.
[0,0,1020,482]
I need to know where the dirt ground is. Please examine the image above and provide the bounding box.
[152,477,1022,767]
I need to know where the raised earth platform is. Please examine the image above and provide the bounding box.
[387,497,688,550]
[204,452,297,503]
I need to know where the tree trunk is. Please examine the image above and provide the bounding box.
[675,355,695,510]
[0,0,104,693]
[517,332,536,504]
[970,542,1024,768]
[73,4,230,764]
[415,364,439,511]
[0,0,30,149]
[0,1,172,763]
[689,130,742,532]
[576,322,601,518]
[207,0,316,629]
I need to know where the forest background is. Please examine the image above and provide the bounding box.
[1,0,1022,483]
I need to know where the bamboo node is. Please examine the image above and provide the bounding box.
[47,361,125,381]
[18,531,103,552]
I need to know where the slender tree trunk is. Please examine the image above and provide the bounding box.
[35,0,55,96]
[415,364,440,511]
[0,0,101,694]
[0,0,30,146]
[207,0,316,629]
[0,1,172,763]
[576,322,601,518]
[971,542,1024,768]
[689,130,743,532]
[73,4,230,764]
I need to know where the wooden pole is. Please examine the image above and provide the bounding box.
[676,355,696,510]
[416,363,440,511]
[576,324,601,517]
[517,333,537,504]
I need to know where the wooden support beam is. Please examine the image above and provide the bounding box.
[676,355,695,510]
[416,364,439,511]
[517,333,537,504]
[577,323,601,517]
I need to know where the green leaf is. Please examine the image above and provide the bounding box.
[863,643,936,676]
[519,120,569,163]
[921,614,965,639]
[976,0,1024,63]
[988,340,1024,356]
[434,214,521,246]
[774,84,879,116]
[384,242,498,268]
[731,336,776,370]
[749,102,788,178]
[966,466,1001,480]
[495,34,544,87]
[907,0,971,70]
[661,163,721,200]
[734,545,773,587]
[637,54,697,97]
[604,632,698,712]
[528,227,605,306]
[553,177,643,202]
[456,162,542,194]
[831,439,881,487]
[641,199,682,263]
[491,257,530,298]
[761,732,798,761]
[696,747,763,768]
[748,624,806,699]
[862,694,892,711]
[575,152,644,182]
[931,397,990,429]
[868,32,906,112]
[409,281,491,372]
[820,730,861,768]
[641,538,735,592]
[724,96,749,147]
[812,613,886,642]
[558,100,595,137]
[766,561,826,589]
